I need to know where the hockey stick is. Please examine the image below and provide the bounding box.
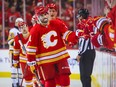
[17,33,27,87]
[34,70,44,87]
[17,33,26,54]
[11,52,20,87]
[17,33,44,87]
[17,68,20,87]
[20,64,28,87]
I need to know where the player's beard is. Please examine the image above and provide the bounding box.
[42,18,48,23]
[40,18,48,25]
[38,16,49,25]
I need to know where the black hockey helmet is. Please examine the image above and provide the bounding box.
[77,8,89,19]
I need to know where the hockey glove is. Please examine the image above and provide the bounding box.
[12,60,20,68]
[76,29,84,37]
[27,61,36,74]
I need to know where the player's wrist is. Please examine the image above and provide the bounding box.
[27,61,36,66]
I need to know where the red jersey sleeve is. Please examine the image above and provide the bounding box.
[27,25,39,62]
[108,5,116,29]
[51,19,78,44]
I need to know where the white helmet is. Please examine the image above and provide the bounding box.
[15,18,24,23]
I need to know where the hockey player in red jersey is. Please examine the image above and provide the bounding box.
[13,22,35,87]
[107,4,116,48]
[46,3,69,29]
[74,7,113,49]
[91,15,115,49]
[26,6,77,87]
[46,3,58,20]
[75,8,116,49]
[46,3,76,49]
[91,16,114,49]
[91,1,116,49]
[46,3,70,87]
[76,16,94,39]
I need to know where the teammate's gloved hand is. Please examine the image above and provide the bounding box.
[12,60,20,68]
[27,61,36,74]
[13,63,20,68]
[67,42,74,48]
[76,29,84,37]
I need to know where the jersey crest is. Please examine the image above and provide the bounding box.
[41,31,58,49]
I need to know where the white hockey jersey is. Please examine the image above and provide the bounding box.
[8,26,21,52]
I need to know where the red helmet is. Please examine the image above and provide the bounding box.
[46,3,57,11]
[34,6,48,15]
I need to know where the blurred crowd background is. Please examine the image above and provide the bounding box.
[0,0,113,49]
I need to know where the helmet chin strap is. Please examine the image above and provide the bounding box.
[38,16,48,26]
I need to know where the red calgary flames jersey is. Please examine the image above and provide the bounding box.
[76,16,95,39]
[27,19,77,65]
[13,34,29,63]
[92,16,115,49]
